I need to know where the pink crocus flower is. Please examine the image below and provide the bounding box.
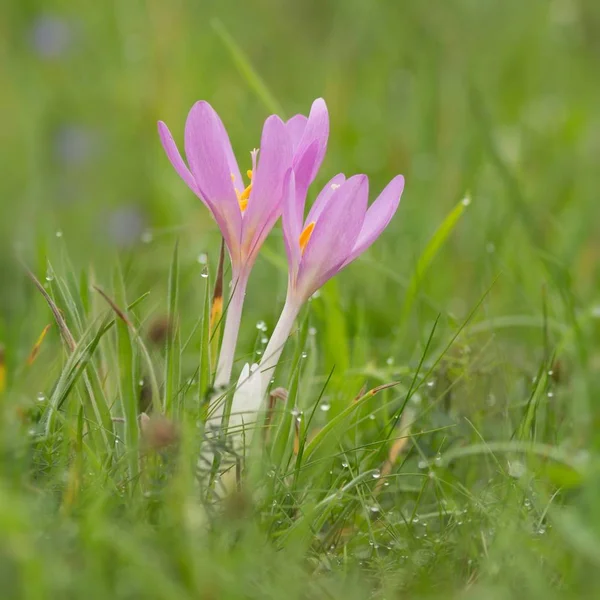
[258,170,405,390]
[158,99,329,388]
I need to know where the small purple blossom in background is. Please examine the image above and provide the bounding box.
[54,126,98,167]
[257,169,405,392]
[29,15,73,59]
[105,205,147,248]
[158,99,329,387]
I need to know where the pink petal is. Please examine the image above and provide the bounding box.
[241,116,292,264]
[293,98,329,191]
[296,174,368,300]
[291,140,319,207]
[342,175,405,267]
[157,121,200,196]
[305,173,346,225]
[285,114,308,152]
[184,101,243,260]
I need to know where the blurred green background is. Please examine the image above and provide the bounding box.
[3,0,599,347]
[2,1,600,596]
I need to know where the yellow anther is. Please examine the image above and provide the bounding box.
[233,169,253,213]
[299,222,315,254]
[237,183,252,212]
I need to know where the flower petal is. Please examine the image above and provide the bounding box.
[293,98,329,190]
[305,173,346,225]
[296,174,368,299]
[184,101,243,263]
[157,121,200,196]
[242,115,292,263]
[285,114,308,152]
[342,175,405,267]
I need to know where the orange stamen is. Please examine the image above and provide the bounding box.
[299,222,315,254]
[233,170,254,212]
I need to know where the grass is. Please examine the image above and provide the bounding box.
[2,0,600,597]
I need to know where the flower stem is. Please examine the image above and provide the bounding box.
[214,270,249,389]
[258,298,301,393]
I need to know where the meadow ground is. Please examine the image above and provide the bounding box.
[1,0,600,598]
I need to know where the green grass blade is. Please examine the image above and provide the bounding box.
[211,18,285,116]
[400,195,471,328]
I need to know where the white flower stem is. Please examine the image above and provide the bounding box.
[214,269,249,389]
[258,297,302,393]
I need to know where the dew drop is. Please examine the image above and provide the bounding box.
[372,470,381,479]
[426,379,435,388]
[434,453,443,467]
[256,320,267,332]
[256,350,263,356]
[138,379,144,387]
[341,462,349,469]
[45,268,55,282]
[369,505,380,513]
[461,195,471,207]
[55,230,63,238]
[290,407,301,417]
[386,356,394,366]
[412,516,420,524]
[547,391,554,398]
[36,392,46,402]
[197,252,208,265]
[200,266,209,279]
[320,402,331,412]
[260,336,268,344]
[418,460,427,469]
[308,327,317,336]
[369,414,376,420]
[301,351,308,359]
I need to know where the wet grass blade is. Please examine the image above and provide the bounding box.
[400,195,471,328]
[164,241,181,415]
[113,266,140,488]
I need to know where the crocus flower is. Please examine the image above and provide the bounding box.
[258,170,405,391]
[158,99,329,388]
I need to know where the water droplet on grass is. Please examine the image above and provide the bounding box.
[372,470,381,479]
[56,230,63,238]
[386,356,394,366]
[197,252,208,264]
[320,402,331,412]
[36,392,46,402]
[200,266,209,279]
[256,320,267,332]
[308,327,317,336]
[301,351,308,358]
